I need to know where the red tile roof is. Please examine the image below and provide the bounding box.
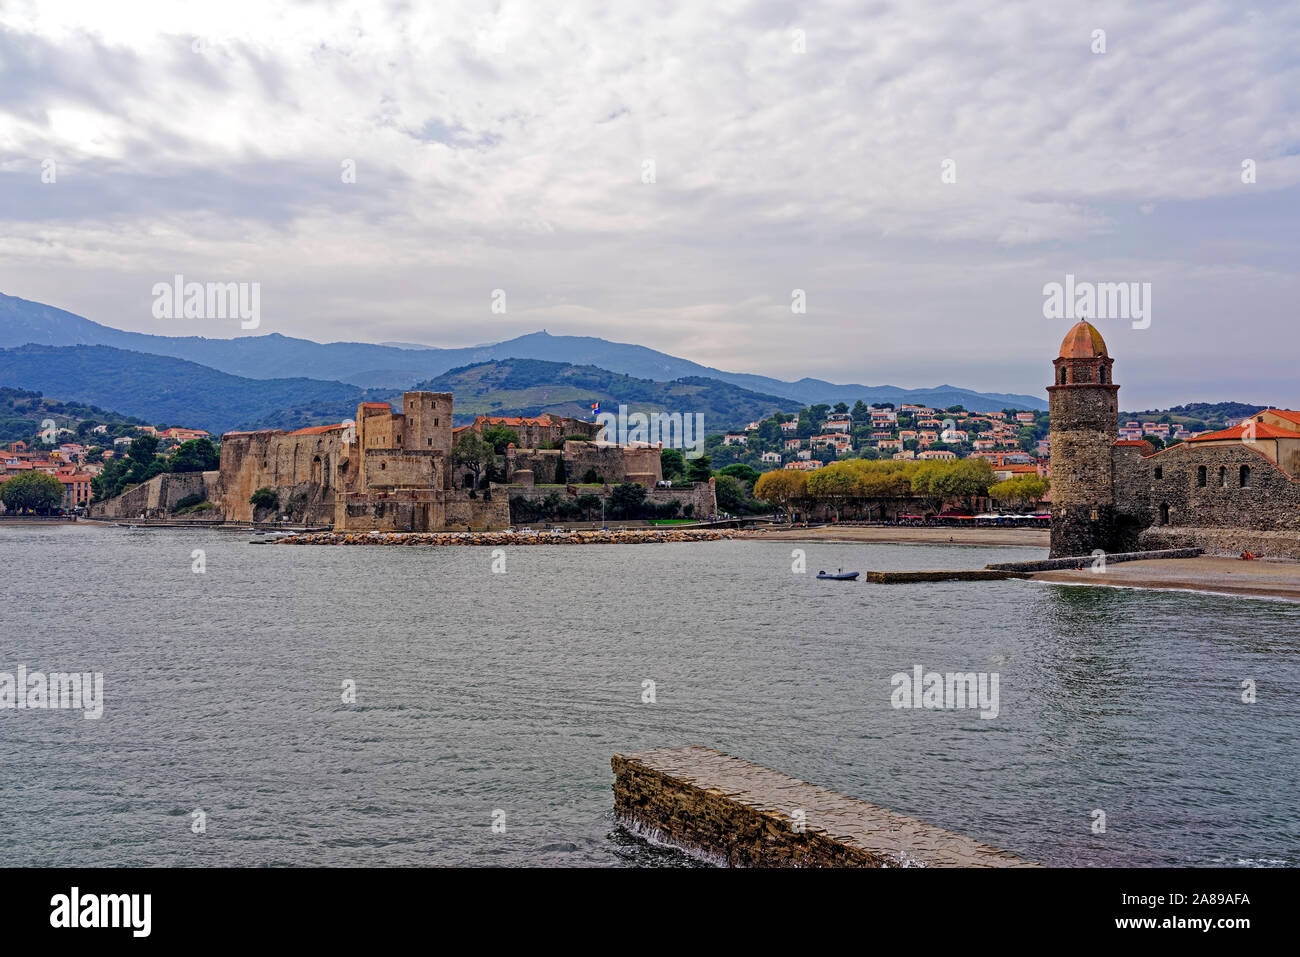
[287,424,344,436]
[1263,409,1300,426]
[1188,423,1295,442]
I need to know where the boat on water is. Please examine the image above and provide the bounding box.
[817,568,859,581]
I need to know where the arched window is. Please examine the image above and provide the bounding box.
[1219,466,1228,487]
[1159,503,1170,525]
[1099,365,1108,384]
[1240,465,1250,488]
[1196,465,1206,487]
[1058,367,1067,384]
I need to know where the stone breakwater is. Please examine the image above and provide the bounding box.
[273,528,750,546]
[613,746,1036,868]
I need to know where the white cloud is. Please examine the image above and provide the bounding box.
[0,0,1297,406]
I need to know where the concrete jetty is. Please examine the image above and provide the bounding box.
[612,745,1036,867]
[864,569,1030,583]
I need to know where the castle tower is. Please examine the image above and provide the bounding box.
[1047,321,1119,557]
[402,392,454,484]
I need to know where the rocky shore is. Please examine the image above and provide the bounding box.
[273,527,750,546]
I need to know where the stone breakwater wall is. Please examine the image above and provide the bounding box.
[865,569,1030,583]
[612,745,1036,868]
[273,528,750,546]
[985,547,1202,573]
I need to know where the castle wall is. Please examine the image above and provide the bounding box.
[214,430,344,523]
[333,489,508,531]
[1138,527,1300,561]
[362,449,443,490]
[444,494,510,529]
[1141,443,1300,532]
[87,470,215,520]
[505,448,563,484]
[500,480,717,522]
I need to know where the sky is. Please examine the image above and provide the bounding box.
[1,0,1297,410]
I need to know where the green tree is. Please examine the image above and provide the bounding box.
[169,438,219,473]
[128,434,159,465]
[452,432,496,489]
[607,482,648,519]
[481,426,520,454]
[553,457,567,484]
[660,448,685,480]
[718,463,760,484]
[989,474,1048,506]
[714,474,749,514]
[686,454,712,483]
[249,487,279,512]
[1,471,64,512]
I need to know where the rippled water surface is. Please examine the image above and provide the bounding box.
[1,524,1297,867]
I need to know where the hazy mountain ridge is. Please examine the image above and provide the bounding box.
[0,292,1047,411]
[0,346,802,434]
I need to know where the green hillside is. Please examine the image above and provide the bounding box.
[416,359,801,430]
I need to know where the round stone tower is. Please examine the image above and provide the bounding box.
[1047,321,1119,558]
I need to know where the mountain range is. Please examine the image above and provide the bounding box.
[0,292,1047,418]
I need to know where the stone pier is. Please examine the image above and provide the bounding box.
[612,745,1035,867]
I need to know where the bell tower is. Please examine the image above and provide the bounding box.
[1047,321,1119,557]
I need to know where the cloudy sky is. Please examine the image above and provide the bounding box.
[1,0,1297,409]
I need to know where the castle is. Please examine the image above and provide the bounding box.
[89,391,716,528]
[1048,320,1300,558]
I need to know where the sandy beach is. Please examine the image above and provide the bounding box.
[1031,557,1300,602]
[749,525,1050,548]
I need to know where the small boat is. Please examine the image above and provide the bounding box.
[817,568,859,580]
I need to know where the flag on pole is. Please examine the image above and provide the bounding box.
[590,401,600,416]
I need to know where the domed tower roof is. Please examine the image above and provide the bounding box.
[1058,321,1109,359]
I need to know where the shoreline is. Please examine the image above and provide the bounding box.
[1029,557,1300,603]
[273,528,748,546]
[748,526,1049,548]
